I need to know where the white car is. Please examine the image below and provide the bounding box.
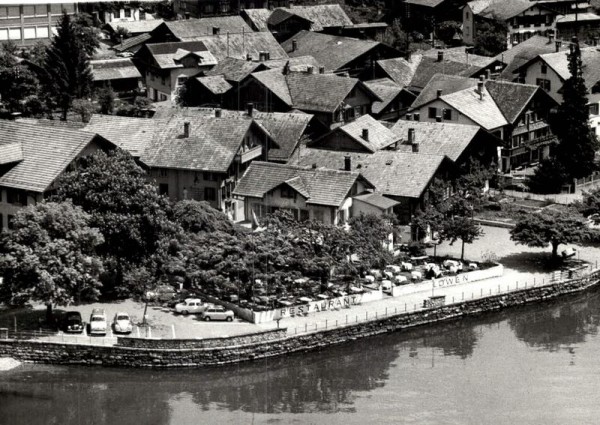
[112,312,133,334]
[175,298,209,315]
[89,308,108,336]
[200,306,235,322]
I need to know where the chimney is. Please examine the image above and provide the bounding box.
[362,128,369,141]
[555,40,562,52]
[312,163,317,169]
[413,112,420,121]
[408,128,415,144]
[184,12,190,19]
[477,81,484,100]
[436,116,442,123]
[436,89,443,98]
[246,102,254,117]
[306,65,314,74]
[412,142,419,153]
[213,26,220,35]
[215,108,222,118]
[479,74,485,82]
[183,121,190,138]
[319,66,325,74]
[119,34,123,44]
[406,113,413,121]
[437,51,444,62]
[246,53,252,61]
[344,155,351,171]
[486,69,491,80]
[258,51,267,62]
[292,39,297,52]
[549,33,555,43]
[265,51,270,61]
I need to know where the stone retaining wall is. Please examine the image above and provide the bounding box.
[1,273,598,368]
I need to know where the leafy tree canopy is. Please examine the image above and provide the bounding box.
[473,18,507,56]
[173,200,235,235]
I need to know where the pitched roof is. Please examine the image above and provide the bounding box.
[204,57,265,82]
[409,56,482,90]
[484,80,539,123]
[157,16,253,40]
[233,161,366,207]
[0,122,113,192]
[364,78,404,114]
[141,114,269,172]
[470,0,533,20]
[270,5,353,31]
[195,75,232,95]
[404,0,446,8]
[241,8,272,32]
[263,55,322,73]
[252,69,293,106]
[144,41,217,69]
[112,33,152,53]
[83,115,155,157]
[412,73,478,108]
[90,58,141,81]
[107,19,164,35]
[353,192,399,210]
[285,71,362,112]
[187,32,287,61]
[496,35,571,79]
[375,55,422,86]
[0,141,23,165]
[421,47,496,69]
[442,85,508,130]
[556,12,600,24]
[292,148,446,198]
[281,30,382,72]
[390,120,485,162]
[327,114,400,152]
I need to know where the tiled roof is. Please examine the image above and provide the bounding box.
[333,114,400,152]
[141,114,263,172]
[470,0,533,20]
[263,55,322,73]
[404,0,446,8]
[484,80,538,124]
[496,35,571,79]
[421,47,496,69]
[83,114,156,157]
[353,192,400,210]
[412,74,478,108]
[281,30,381,72]
[443,85,508,130]
[409,56,482,90]
[269,5,353,31]
[158,17,253,40]
[242,8,272,32]
[107,19,164,35]
[204,57,265,82]
[532,47,600,91]
[390,120,483,162]
[286,71,361,112]
[195,75,232,95]
[91,58,141,81]
[0,141,23,165]
[0,121,112,192]
[364,78,403,114]
[233,161,365,207]
[556,12,600,23]
[292,148,446,198]
[252,69,293,106]
[145,41,217,69]
[375,55,422,86]
[112,33,152,52]
[187,32,287,61]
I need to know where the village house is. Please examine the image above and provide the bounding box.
[148,16,254,42]
[266,4,353,41]
[397,0,464,35]
[139,108,277,221]
[232,161,375,225]
[0,121,115,231]
[237,68,380,128]
[80,1,162,25]
[513,44,600,135]
[407,74,558,172]
[281,31,400,78]
[90,58,142,97]
[104,18,164,44]
[134,41,218,101]
[173,0,290,19]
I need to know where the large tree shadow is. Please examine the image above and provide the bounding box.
[498,251,580,274]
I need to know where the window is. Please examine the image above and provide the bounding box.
[464,26,470,37]
[280,186,296,199]
[443,108,453,121]
[428,107,437,119]
[205,4,214,13]
[541,64,547,74]
[204,187,216,201]
[300,209,309,221]
[7,6,20,18]
[113,9,121,19]
[24,27,36,40]
[23,5,35,17]
[8,28,21,40]
[124,8,132,18]
[590,103,599,116]
[35,5,47,16]
[37,26,49,38]
[466,11,470,19]
[203,172,219,181]
[176,76,187,87]
[354,105,362,118]
[536,78,551,91]
[0,29,7,41]
[50,4,63,15]
[159,183,169,196]
[159,169,168,177]
[6,189,27,206]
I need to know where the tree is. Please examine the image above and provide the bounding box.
[549,39,599,180]
[43,12,98,119]
[71,98,96,122]
[473,18,507,56]
[0,202,103,321]
[576,186,600,219]
[444,215,483,260]
[378,19,408,51]
[510,209,588,260]
[0,43,41,114]
[173,200,235,234]
[437,21,462,45]
[527,158,567,194]
[97,86,116,114]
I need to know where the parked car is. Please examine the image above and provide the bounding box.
[174,298,209,315]
[112,312,133,334]
[88,308,108,336]
[146,284,178,303]
[201,306,234,321]
[62,311,84,334]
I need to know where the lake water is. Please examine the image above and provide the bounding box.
[2,287,600,425]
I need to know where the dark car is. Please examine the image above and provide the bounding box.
[62,311,84,334]
[145,284,178,303]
